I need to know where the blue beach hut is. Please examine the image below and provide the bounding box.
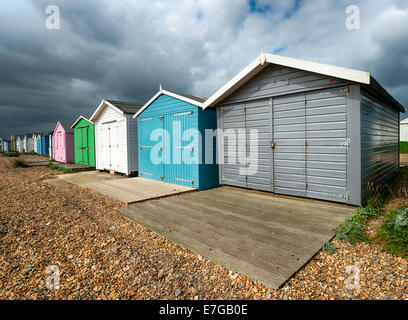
[134,89,219,190]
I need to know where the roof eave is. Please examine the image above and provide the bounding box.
[90,99,124,122]
[264,53,371,85]
[134,89,203,118]
[203,55,267,109]
[362,76,405,113]
[203,52,372,109]
[71,115,94,129]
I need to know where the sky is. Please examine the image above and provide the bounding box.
[0,0,407,137]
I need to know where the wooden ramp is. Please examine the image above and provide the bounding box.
[50,162,94,172]
[118,187,353,289]
[82,177,196,204]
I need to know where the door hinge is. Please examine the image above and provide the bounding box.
[344,138,351,149]
[175,145,193,151]
[175,178,194,185]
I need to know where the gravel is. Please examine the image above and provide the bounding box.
[0,156,407,300]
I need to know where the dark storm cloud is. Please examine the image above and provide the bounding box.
[0,0,205,137]
[0,0,407,138]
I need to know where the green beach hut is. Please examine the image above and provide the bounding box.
[71,116,96,167]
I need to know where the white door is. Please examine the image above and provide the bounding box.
[100,121,118,171]
[98,124,110,170]
[110,122,119,171]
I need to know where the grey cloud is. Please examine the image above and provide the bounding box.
[0,0,407,138]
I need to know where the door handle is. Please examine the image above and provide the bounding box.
[270,142,277,149]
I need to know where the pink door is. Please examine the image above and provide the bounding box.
[54,130,65,162]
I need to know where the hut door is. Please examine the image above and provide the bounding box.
[98,124,110,170]
[164,110,194,187]
[139,116,164,181]
[245,99,273,192]
[220,103,247,188]
[80,127,89,165]
[304,87,349,203]
[55,132,62,161]
[37,136,42,155]
[220,99,272,191]
[272,93,307,198]
[107,122,118,170]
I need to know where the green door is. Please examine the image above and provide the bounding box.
[81,127,89,165]
[75,129,83,164]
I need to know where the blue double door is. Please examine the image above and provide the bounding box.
[139,111,196,187]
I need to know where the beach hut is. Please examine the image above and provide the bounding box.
[53,122,74,163]
[33,134,39,154]
[10,135,15,152]
[71,116,96,167]
[37,134,42,155]
[203,53,405,206]
[15,135,25,153]
[41,133,50,156]
[33,134,37,154]
[90,99,143,175]
[134,89,219,189]
[3,139,10,152]
[24,134,35,153]
[49,131,54,160]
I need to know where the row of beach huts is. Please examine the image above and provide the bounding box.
[0,53,405,206]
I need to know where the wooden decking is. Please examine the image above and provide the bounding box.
[82,177,196,204]
[45,170,123,187]
[23,155,93,172]
[50,162,94,172]
[118,187,353,289]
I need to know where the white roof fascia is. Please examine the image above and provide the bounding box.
[71,115,94,129]
[133,90,163,119]
[90,99,124,122]
[202,54,267,109]
[265,53,370,85]
[203,52,371,109]
[133,89,203,118]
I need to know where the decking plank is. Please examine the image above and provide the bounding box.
[124,202,305,271]
[119,206,287,288]
[148,197,329,254]
[116,187,353,288]
[81,177,195,203]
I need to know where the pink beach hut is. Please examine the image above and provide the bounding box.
[53,122,74,163]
